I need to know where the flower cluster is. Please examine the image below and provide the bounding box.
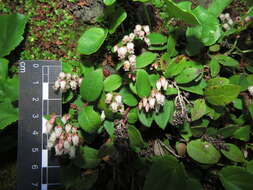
[113,25,151,72]
[46,114,82,158]
[219,13,234,30]
[53,72,83,92]
[105,93,125,114]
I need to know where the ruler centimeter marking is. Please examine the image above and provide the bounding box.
[18,60,62,190]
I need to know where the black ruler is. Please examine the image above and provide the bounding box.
[18,60,62,190]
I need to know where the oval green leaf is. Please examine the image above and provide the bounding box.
[77,27,108,55]
[136,69,151,98]
[221,143,245,162]
[187,140,221,164]
[136,52,157,69]
[147,32,167,45]
[104,74,122,92]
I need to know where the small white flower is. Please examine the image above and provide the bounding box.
[49,131,57,143]
[101,111,106,121]
[127,42,134,53]
[78,78,83,85]
[143,25,150,34]
[145,103,150,112]
[156,81,162,91]
[59,72,66,80]
[66,73,72,80]
[219,14,225,21]
[65,124,72,133]
[157,93,165,105]
[70,80,77,90]
[228,19,233,25]
[143,97,148,107]
[128,55,136,63]
[248,86,253,96]
[122,35,130,44]
[69,146,76,158]
[139,31,145,39]
[72,127,77,134]
[123,61,131,71]
[225,13,230,19]
[129,33,135,41]
[105,93,113,104]
[60,80,67,91]
[135,24,142,32]
[138,102,143,110]
[53,80,60,90]
[64,140,71,150]
[114,95,122,104]
[118,47,128,59]
[46,121,53,134]
[55,126,62,137]
[223,23,230,30]
[110,102,118,112]
[72,134,79,146]
[148,97,156,109]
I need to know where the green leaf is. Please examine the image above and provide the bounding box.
[219,166,253,190]
[127,108,138,124]
[109,8,127,34]
[185,178,202,190]
[246,160,253,174]
[221,143,245,162]
[128,125,145,149]
[80,69,103,102]
[207,77,230,87]
[187,140,221,164]
[136,69,151,98]
[204,84,240,106]
[233,125,251,142]
[0,76,19,102]
[229,74,253,92]
[0,100,18,130]
[136,52,157,68]
[138,110,153,127]
[164,0,200,25]
[0,14,28,57]
[143,155,188,190]
[103,121,115,138]
[103,0,116,6]
[104,74,122,92]
[209,58,220,77]
[78,106,101,133]
[119,87,138,106]
[175,67,201,84]
[77,27,108,55]
[80,146,101,169]
[218,125,238,138]
[208,0,233,17]
[167,35,178,57]
[191,99,206,121]
[147,32,167,45]
[186,6,221,46]
[0,58,8,80]
[179,79,206,95]
[213,55,239,67]
[154,100,174,129]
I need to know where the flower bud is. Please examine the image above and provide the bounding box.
[60,80,67,91]
[53,80,60,90]
[110,102,118,112]
[129,33,135,41]
[65,123,72,133]
[138,102,143,110]
[70,80,77,90]
[123,61,131,71]
[128,55,136,63]
[145,103,150,112]
[148,97,156,109]
[55,126,62,137]
[122,35,130,44]
[72,74,78,80]
[135,24,142,32]
[61,114,70,124]
[101,111,106,121]
[156,80,162,91]
[66,73,72,80]
[143,25,150,34]
[127,42,134,53]
[105,93,113,104]
[59,72,66,80]
[72,134,79,146]
[143,97,148,107]
[144,37,150,46]
[248,86,253,96]
[114,95,122,104]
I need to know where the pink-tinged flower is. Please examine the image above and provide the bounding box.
[145,103,150,112]
[148,97,156,109]
[151,89,157,98]
[55,144,64,156]
[110,102,118,113]
[69,146,76,158]
[117,47,128,59]
[122,35,130,44]
[128,55,136,63]
[129,33,135,41]
[135,25,142,32]
[65,123,72,133]
[142,97,148,107]
[114,95,122,104]
[72,74,78,80]
[58,139,64,150]
[53,80,60,90]
[55,126,62,137]
[60,80,67,91]
[61,114,70,124]
[72,134,79,146]
[64,140,71,150]
[66,73,72,80]
[69,80,77,90]
[156,80,162,91]
[71,127,77,134]
[123,61,131,71]
[67,134,72,142]
[127,42,134,53]
[139,31,145,40]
